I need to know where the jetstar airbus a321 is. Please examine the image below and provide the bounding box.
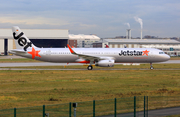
[9,26,170,70]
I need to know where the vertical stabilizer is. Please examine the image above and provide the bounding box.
[12,26,37,51]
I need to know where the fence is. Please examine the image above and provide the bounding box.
[0,96,180,117]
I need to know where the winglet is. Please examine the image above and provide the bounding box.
[67,44,76,54]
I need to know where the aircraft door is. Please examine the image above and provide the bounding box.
[150,51,154,58]
[46,50,51,55]
[45,50,51,61]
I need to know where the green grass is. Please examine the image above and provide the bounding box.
[1,63,180,116]
[0,67,180,109]
[0,58,41,63]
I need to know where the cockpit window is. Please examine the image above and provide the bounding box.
[159,52,164,54]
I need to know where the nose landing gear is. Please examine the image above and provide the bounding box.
[150,63,154,70]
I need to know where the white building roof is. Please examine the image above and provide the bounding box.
[0,28,69,39]
[69,34,100,40]
[103,39,180,44]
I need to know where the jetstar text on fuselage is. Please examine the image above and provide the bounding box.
[119,50,149,56]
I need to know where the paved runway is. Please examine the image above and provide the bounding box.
[0,62,82,67]
[159,60,180,64]
[1,68,180,71]
[0,60,180,67]
[0,60,180,71]
[101,106,180,117]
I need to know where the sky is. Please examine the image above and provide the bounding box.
[0,0,180,38]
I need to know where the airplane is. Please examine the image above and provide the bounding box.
[9,26,170,70]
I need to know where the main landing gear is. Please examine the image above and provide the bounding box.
[150,62,154,70]
[87,65,93,70]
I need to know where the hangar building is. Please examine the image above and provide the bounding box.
[93,39,180,56]
[0,28,69,55]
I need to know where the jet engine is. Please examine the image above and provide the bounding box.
[95,60,114,67]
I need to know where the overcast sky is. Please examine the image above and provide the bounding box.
[0,0,180,38]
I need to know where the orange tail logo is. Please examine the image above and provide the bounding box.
[28,47,41,59]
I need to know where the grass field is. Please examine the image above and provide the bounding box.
[169,57,180,60]
[0,64,180,109]
[0,58,41,63]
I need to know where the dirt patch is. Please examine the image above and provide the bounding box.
[49,97,59,101]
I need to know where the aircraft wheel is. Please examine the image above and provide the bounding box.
[87,65,93,70]
[150,66,154,70]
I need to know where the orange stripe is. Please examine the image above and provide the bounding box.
[67,44,75,54]
[77,61,90,63]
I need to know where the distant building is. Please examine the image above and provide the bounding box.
[93,39,180,56]
[69,34,100,48]
[144,35,158,39]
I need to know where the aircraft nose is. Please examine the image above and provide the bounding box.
[164,54,170,61]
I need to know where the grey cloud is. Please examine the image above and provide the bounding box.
[0,0,180,37]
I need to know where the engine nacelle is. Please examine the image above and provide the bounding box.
[95,60,114,67]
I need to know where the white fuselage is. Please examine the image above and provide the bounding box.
[10,47,170,63]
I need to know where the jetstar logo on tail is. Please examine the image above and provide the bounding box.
[28,47,41,59]
[119,50,149,56]
[13,31,32,51]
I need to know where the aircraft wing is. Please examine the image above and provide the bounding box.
[67,44,114,61]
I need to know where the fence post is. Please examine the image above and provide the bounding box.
[144,96,146,117]
[114,98,116,117]
[93,100,95,117]
[14,108,16,117]
[69,102,71,117]
[147,96,148,117]
[134,96,136,117]
[43,105,45,117]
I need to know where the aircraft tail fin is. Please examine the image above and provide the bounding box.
[105,44,109,48]
[12,26,37,51]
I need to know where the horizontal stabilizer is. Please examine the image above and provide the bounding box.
[8,50,27,54]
